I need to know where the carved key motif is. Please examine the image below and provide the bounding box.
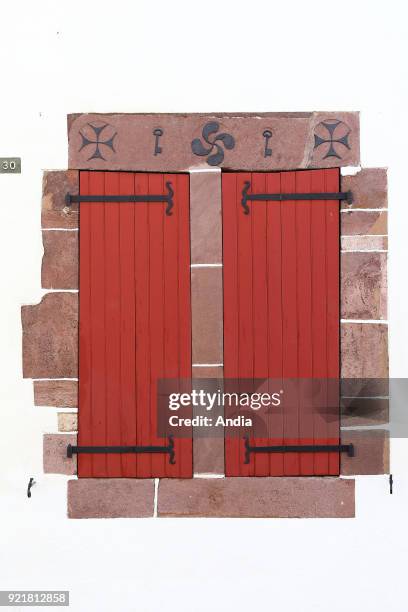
[153,128,163,155]
[263,129,273,157]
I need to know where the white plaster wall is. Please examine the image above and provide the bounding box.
[0,1,407,610]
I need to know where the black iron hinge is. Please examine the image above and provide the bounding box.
[241,181,353,214]
[243,436,354,464]
[67,436,175,464]
[65,181,175,216]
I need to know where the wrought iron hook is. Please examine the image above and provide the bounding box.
[27,477,35,498]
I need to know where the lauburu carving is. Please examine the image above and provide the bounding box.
[191,122,235,166]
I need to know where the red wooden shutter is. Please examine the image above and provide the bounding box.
[78,172,192,478]
[222,169,340,476]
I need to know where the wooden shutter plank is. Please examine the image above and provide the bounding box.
[174,174,193,478]
[222,173,240,477]
[78,171,92,478]
[163,172,179,478]
[88,171,107,478]
[265,171,284,476]
[281,171,300,476]
[104,171,122,477]
[134,172,151,477]
[237,172,253,476]
[310,169,330,475]
[295,170,314,475]
[252,172,269,476]
[325,168,341,475]
[118,172,137,477]
[148,173,166,477]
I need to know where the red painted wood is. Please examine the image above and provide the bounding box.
[118,172,137,477]
[222,173,240,477]
[134,172,151,477]
[281,171,299,476]
[78,172,192,478]
[222,170,340,477]
[265,171,284,476]
[252,172,269,477]
[77,170,92,478]
[88,171,106,478]
[326,169,341,475]
[312,170,329,475]
[296,170,314,475]
[173,174,193,478]
[104,171,121,477]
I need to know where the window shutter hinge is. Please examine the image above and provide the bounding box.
[243,436,355,464]
[241,181,353,214]
[65,181,175,216]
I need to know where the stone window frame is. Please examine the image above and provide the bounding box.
[21,112,388,518]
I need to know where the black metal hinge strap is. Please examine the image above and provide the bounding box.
[67,435,175,464]
[241,181,353,214]
[243,436,354,464]
[65,181,175,215]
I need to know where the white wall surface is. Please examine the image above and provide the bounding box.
[0,1,407,611]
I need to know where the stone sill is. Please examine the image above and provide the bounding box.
[68,476,355,519]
